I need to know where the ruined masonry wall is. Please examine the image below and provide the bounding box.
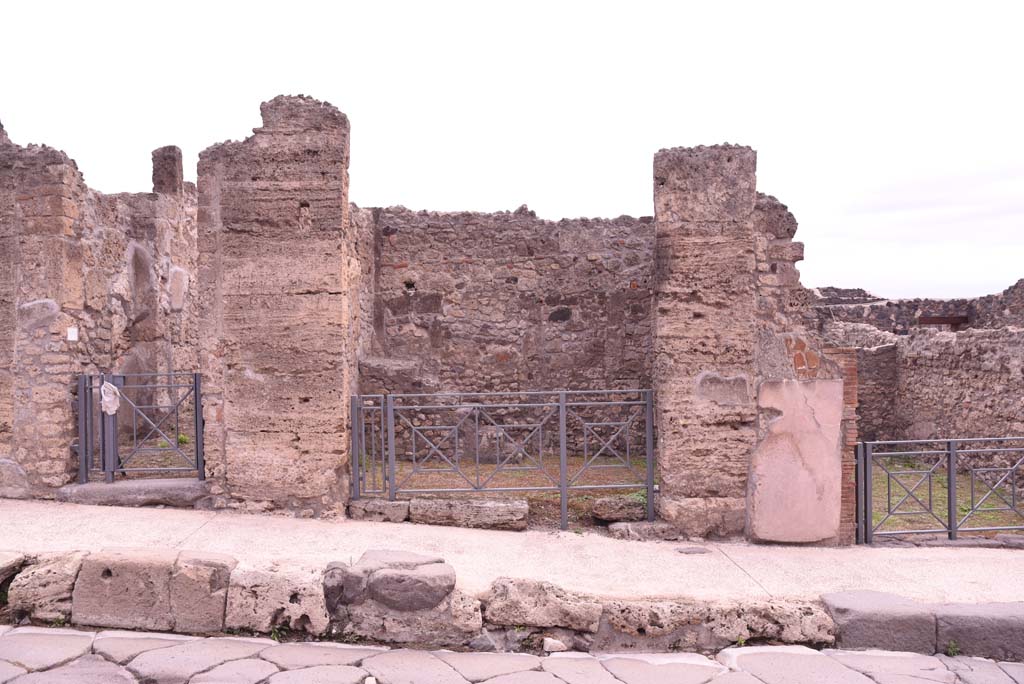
[359,206,654,394]
[197,96,357,514]
[812,279,1024,334]
[0,125,197,494]
[895,327,1024,448]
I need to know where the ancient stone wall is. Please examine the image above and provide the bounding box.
[0,122,197,495]
[358,206,654,394]
[813,279,1024,335]
[197,96,356,514]
[894,327,1024,444]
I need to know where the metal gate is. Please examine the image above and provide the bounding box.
[856,437,1024,542]
[76,372,205,483]
[351,390,657,529]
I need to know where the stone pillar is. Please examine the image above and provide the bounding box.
[651,145,759,537]
[152,146,183,195]
[5,145,88,490]
[197,96,355,514]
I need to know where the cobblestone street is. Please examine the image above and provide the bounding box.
[1,626,1023,684]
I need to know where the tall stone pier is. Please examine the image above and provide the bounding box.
[197,96,358,514]
[652,145,846,541]
[652,146,759,536]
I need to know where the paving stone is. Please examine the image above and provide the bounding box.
[541,655,620,684]
[170,551,237,633]
[600,654,725,684]
[0,629,94,671]
[190,657,279,683]
[479,673,561,684]
[265,665,368,684]
[126,638,268,684]
[259,642,385,669]
[718,646,874,684]
[433,652,541,682]
[72,547,177,631]
[935,602,1024,661]
[1000,662,1024,684]
[710,674,764,684]
[0,662,26,684]
[822,590,937,654]
[824,649,955,683]
[937,656,1016,684]
[93,632,197,664]
[7,552,86,622]
[363,649,470,684]
[9,654,135,683]
[368,563,457,611]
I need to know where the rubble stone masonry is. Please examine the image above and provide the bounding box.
[0,122,196,495]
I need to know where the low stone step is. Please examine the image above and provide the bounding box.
[409,497,529,531]
[55,478,210,508]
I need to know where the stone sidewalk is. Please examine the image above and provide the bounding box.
[1,626,1023,684]
[1,499,1022,602]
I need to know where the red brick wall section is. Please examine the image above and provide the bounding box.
[825,347,859,545]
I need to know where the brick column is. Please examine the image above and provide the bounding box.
[651,146,759,537]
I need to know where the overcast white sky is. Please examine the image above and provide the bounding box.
[2,1,1021,298]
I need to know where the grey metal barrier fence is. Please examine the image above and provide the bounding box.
[857,437,1024,543]
[76,372,205,483]
[351,389,657,530]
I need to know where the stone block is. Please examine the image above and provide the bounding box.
[8,551,85,622]
[409,498,528,531]
[55,479,211,508]
[324,549,445,615]
[657,496,746,538]
[653,145,758,224]
[0,551,22,584]
[368,563,456,611]
[591,495,646,522]
[345,590,483,647]
[225,564,329,635]
[170,551,237,633]
[152,146,183,195]
[822,591,936,654]
[348,498,410,522]
[607,521,680,541]
[748,379,844,543]
[935,602,1024,661]
[71,548,177,631]
[482,578,603,633]
[0,458,30,499]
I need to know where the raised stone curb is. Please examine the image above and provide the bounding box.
[8,552,85,622]
[409,498,529,531]
[824,590,1024,660]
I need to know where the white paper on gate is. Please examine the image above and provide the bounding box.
[100,381,121,416]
